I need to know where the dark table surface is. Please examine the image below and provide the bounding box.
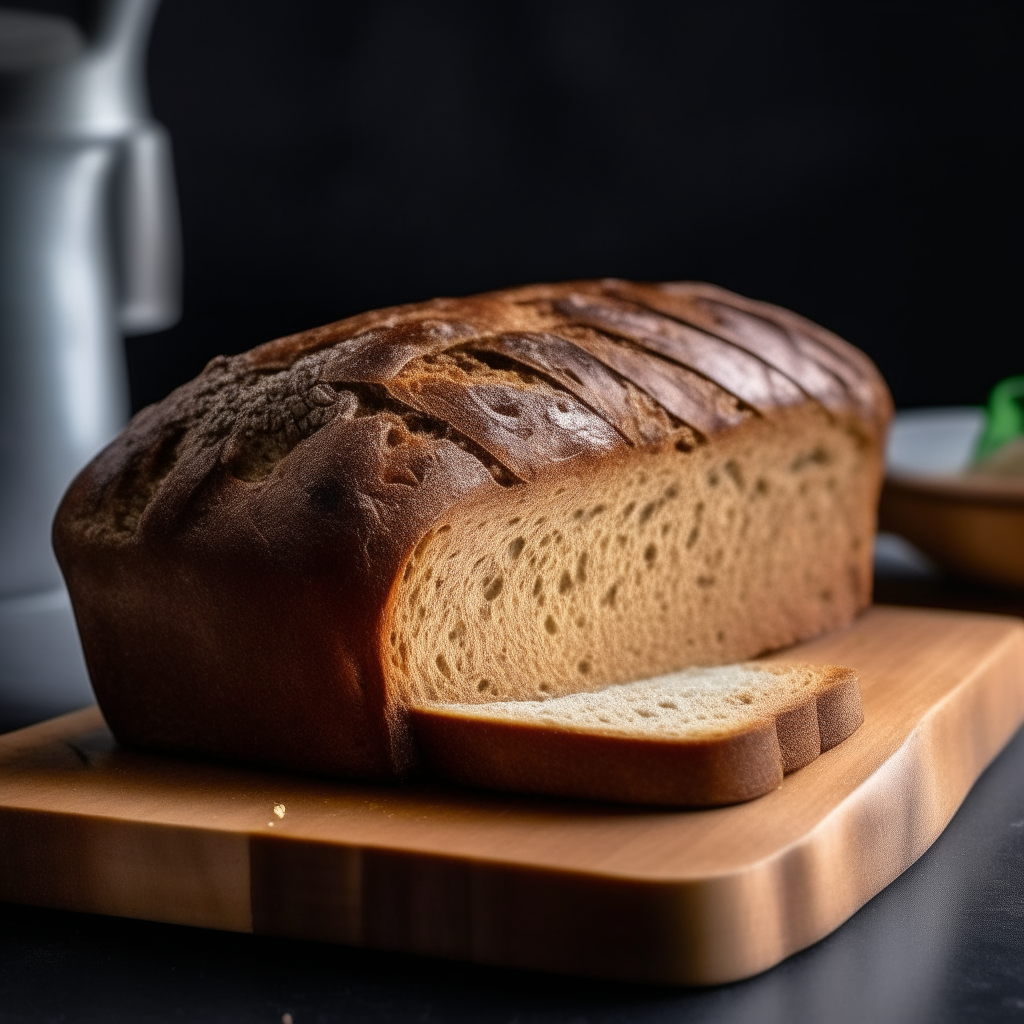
[2,563,1024,1024]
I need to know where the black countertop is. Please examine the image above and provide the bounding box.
[2,570,1024,1023]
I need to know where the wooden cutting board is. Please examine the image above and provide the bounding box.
[1,606,1023,986]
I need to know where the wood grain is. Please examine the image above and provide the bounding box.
[0,606,1022,984]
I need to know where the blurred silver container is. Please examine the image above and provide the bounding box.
[0,0,179,726]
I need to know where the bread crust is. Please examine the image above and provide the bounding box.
[53,281,889,778]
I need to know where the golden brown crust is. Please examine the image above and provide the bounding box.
[815,666,865,750]
[409,665,863,806]
[411,711,786,806]
[53,281,888,779]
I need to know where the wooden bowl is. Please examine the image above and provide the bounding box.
[879,408,1024,589]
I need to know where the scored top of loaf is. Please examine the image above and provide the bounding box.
[58,279,891,548]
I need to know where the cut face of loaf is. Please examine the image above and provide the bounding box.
[411,663,864,806]
[388,404,875,707]
[53,279,891,780]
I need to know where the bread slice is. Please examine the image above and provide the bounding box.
[411,663,863,805]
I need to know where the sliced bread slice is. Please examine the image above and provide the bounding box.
[410,663,863,806]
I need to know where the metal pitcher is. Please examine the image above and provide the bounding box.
[0,0,180,727]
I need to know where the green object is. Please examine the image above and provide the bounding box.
[975,375,1024,462]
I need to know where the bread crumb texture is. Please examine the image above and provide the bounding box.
[388,404,875,704]
[421,663,840,740]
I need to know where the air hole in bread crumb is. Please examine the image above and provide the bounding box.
[544,615,558,635]
[578,659,591,674]
[483,576,504,601]
[477,678,491,692]
[558,571,573,594]
[725,460,744,488]
[644,544,657,565]
[639,502,656,524]
[738,692,753,704]
[533,576,543,597]
[621,502,635,519]
[576,552,588,583]
[436,654,451,678]
[791,447,831,471]
[659,701,678,710]
[386,427,403,446]
[508,537,525,560]
[448,622,466,642]
[602,583,618,608]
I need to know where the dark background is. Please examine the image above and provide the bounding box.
[17,2,1024,410]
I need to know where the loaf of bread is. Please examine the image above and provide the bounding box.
[411,663,863,805]
[53,280,891,779]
